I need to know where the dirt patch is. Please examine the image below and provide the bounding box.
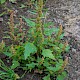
[46,0,80,80]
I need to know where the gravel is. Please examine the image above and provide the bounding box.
[46,0,80,80]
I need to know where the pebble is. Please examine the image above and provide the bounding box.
[0,17,3,22]
[72,48,76,53]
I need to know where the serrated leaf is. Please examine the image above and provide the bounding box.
[43,61,51,67]
[42,49,55,60]
[47,60,63,72]
[54,64,62,71]
[24,42,37,60]
[11,61,20,69]
[21,16,35,27]
[43,74,51,80]
[57,75,64,80]
[52,60,63,72]
[26,62,36,69]
[44,28,59,36]
[57,71,67,80]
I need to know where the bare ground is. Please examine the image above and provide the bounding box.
[46,0,80,80]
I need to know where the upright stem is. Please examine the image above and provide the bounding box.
[35,0,44,48]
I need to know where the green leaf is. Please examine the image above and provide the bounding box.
[24,42,37,60]
[57,75,64,80]
[43,22,54,28]
[47,60,63,72]
[43,61,51,67]
[52,60,63,72]
[59,43,64,49]
[57,71,67,80]
[47,66,56,71]
[0,0,6,4]
[21,16,35,27]
[65,45,70,52]
[11,61,20,69]
[59,33,64,39]
[26,62,36,69]
[43,74,51,80]
[3,52,12,57]
[0,71,8,75]
[44,28,59,36]
[27,10,37,14]
[62,71,67,77]
[42,49,55,60]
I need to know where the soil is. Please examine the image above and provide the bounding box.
[46,0,80,80]
[0,0,43,80]
[0,0,80,80]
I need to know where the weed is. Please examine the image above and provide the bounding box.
[0,0,6,4]
[0,0,70,80]
[0,59,20,80]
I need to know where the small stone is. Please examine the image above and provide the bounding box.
[0,17,3,22]
[75,71,80,75]
[72,48,76,53]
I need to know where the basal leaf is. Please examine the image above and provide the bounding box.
[57,75,64,80]
[57,71,67,80]
[24,42,37,60]
[11,61,20,69]
[43,74,51,80]
[43,61,51,67]
[21,16,35,27]
[26,62,36,69]
[42,49,55,60]
[54,60,63,72]
[47,59,63,72]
